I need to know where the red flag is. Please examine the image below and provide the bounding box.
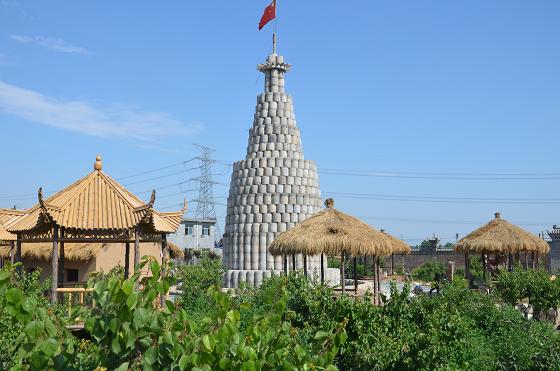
[258,0,276,30]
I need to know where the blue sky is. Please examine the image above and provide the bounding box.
[0,1,558,245]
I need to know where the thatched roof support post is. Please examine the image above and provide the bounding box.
[303,254,308,277]
[524,252,528,270]
[372,255,378,305]
[481,254,486,281]
[507,253,513,272]
[291,254,296,273]
[464,253,470,282]
[134,225,141,270]
[124,242,130,279]
[376,256,381,300]
[341,252,346,294]
[51,225,59,303]
[320,254,324,284]
[59,228,65,288]
[390,253,394,276]
[531,251,536,270]
[283,255,288,275]
[535,253,539,268]
[353,256,358,294]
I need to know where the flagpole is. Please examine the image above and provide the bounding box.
[273,0,277,54]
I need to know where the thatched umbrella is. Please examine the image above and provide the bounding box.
[455,212,549,279]
[269,198,391,295]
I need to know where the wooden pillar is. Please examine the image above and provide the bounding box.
[464,253,470,283]
[524,252,528,270]
[507,252,513,272]
[376,257,381,298]
[341,252,346,294]
[9,241,15,265]
[160,234,169,308]
[303,255,308,277]
[353,256,358,294]
[320,253,325,284]
[535,253,539,268]
[59,228,65,288]
[51,225,59,303]
[531,251,536,270]
[124,242,130,279]
[481,253,486,280]
[292,254,296,272]
[15,234,22,273]
[134,225,141,270]
[390,253,394,276]
[283,255,288,275]
[373,255,378,305]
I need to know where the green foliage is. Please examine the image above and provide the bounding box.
[412,261,446,282]
[0,264,77,370]
[496,268,560,316]
[327,257,340,269]
[176,256,224,318]
[0,264,58,369]
[84,256,344,369]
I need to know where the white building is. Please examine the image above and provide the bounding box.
[168,218,221,257]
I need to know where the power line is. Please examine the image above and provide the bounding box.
[117,158,198,180]
[320,169,560,180]
[357,215,552,227]
[327,191,560,205]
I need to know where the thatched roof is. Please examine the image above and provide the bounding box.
[380,229,411,254]
[9,155,186,234]
[0,241,184,261]
[269,198,392,257]
[455,212,550,254]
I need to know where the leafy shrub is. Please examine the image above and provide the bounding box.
[412,261,446,282]
[84,257,345,369]
[176,256,224,318]
[0,264,54,369]
[496,268,560,317]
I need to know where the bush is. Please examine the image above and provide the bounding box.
[412,261,446,282]
[0,264,53,369]
[496,268,560,317]
[176,256,224,318]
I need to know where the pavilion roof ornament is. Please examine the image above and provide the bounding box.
[94,154,102,171]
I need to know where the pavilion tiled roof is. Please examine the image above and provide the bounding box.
[8,156,186,234]
[0,208,25,229]
[0,224,15,242]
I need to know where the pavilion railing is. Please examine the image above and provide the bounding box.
[55,287,94,316]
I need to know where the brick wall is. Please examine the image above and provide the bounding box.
[390,251,466,273]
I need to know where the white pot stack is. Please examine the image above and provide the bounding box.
[223,53,339,287]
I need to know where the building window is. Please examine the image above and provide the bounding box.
[202,224,210,236]
[185,224,194,236]
[67,269,79,282]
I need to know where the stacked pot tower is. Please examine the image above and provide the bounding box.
[223,51,339,287]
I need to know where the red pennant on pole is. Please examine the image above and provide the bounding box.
[258,0,276,30]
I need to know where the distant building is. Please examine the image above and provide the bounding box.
[547,226,560,273]
[168,217,221,256]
